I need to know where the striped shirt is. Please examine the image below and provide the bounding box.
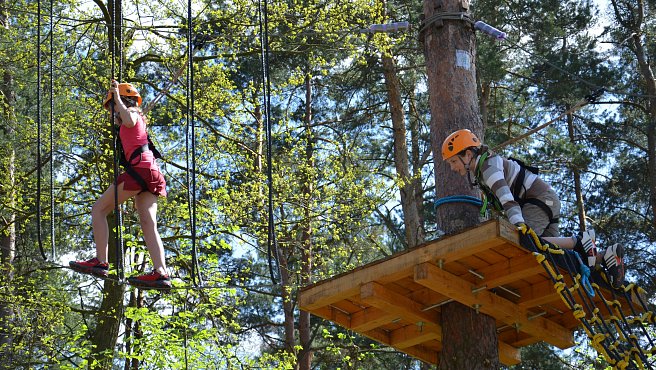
[476,153,551,225]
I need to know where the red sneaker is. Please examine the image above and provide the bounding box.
[69,257,109,277]
[128,271,172,290]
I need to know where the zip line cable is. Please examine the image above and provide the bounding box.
[186,0,201,287]
[258,0,281,285]
[36,0,47,261]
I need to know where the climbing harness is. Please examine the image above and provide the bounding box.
[115,131,163,194]
[507,157,560,228]
[518,224,656,369]
[472,152,559,230]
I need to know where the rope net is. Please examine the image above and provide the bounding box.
[518,225,656,369]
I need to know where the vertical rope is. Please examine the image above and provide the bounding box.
[186,1,201,286]
[111,0,124,281]
[183,290,189,369]
[36,0,46,260]
[258,0,279,284]
[49,0,55,259]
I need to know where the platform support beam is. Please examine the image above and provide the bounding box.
[414,262,575,349]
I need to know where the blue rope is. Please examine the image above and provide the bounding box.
[572,251,595,297]
[435,195,483,208]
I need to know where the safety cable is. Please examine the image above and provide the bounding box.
[111,0,125,282]
[186,0,201,287]
[258,0,280,285]
[49,0,55,259]
[434,195,483,208]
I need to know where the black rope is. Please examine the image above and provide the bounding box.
[49,0,55,259]
[258,0,280,285]
[183,290,189,370]
[35,0,46,260]
[111,0,125,281]
[186,0,201,287]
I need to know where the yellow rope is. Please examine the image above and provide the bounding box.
[519,226,656,368]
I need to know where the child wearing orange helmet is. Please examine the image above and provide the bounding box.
[441,129,625,289]
[69,80,171,289]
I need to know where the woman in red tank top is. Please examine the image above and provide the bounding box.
[69,80,171,289]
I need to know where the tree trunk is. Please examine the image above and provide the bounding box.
[89,274,125,368]
[611,0,656,228]
[421,0,498,368]
[408,89,426,231]
[382,52,425,249]
[628,36,656,229]
[0,2,16,367]
[439,303,498,370]
[566,110,587,229]
[479,81,491,128]
[422,0,484,233]
[278,249,297,361]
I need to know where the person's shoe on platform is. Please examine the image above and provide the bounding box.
[577,229,598,267]
[128,270,172,290]
[69,257,109,278]
[604,243,625,289]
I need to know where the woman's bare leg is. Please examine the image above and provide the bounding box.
[91,182,140,263]
[134,191,167,275]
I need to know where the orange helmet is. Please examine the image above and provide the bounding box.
[441,129,481,160]
[103,82,142,110]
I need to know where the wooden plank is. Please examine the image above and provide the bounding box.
[351,307,399,332]
[499,341,521,366]
[414,262,575,349]
[360,282,441,327]
[363,328,439,364]
[517,279,562,309]
[313,306,350,324]
[477,253,545,289]
[299,220,515,311]
[389,323,440,349]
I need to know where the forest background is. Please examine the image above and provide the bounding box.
[0,0,653,369]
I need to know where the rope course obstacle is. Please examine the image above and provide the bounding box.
[299,219,655,368]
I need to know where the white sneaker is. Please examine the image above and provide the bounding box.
[603,243,625,289]
[580,229,598,267]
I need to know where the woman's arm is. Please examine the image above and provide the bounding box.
[110,80,139,128]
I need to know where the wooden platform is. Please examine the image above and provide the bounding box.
[298,219,641,366]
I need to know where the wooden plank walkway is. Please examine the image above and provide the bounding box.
[298,219,641,366]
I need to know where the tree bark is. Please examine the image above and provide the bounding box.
[439,303,498,369]
[422,0,483,233]
[611,0,656,228]
[566,111,587,229]
[279,247,297,361]
[421,0,498,368]
[382,52,425,249]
